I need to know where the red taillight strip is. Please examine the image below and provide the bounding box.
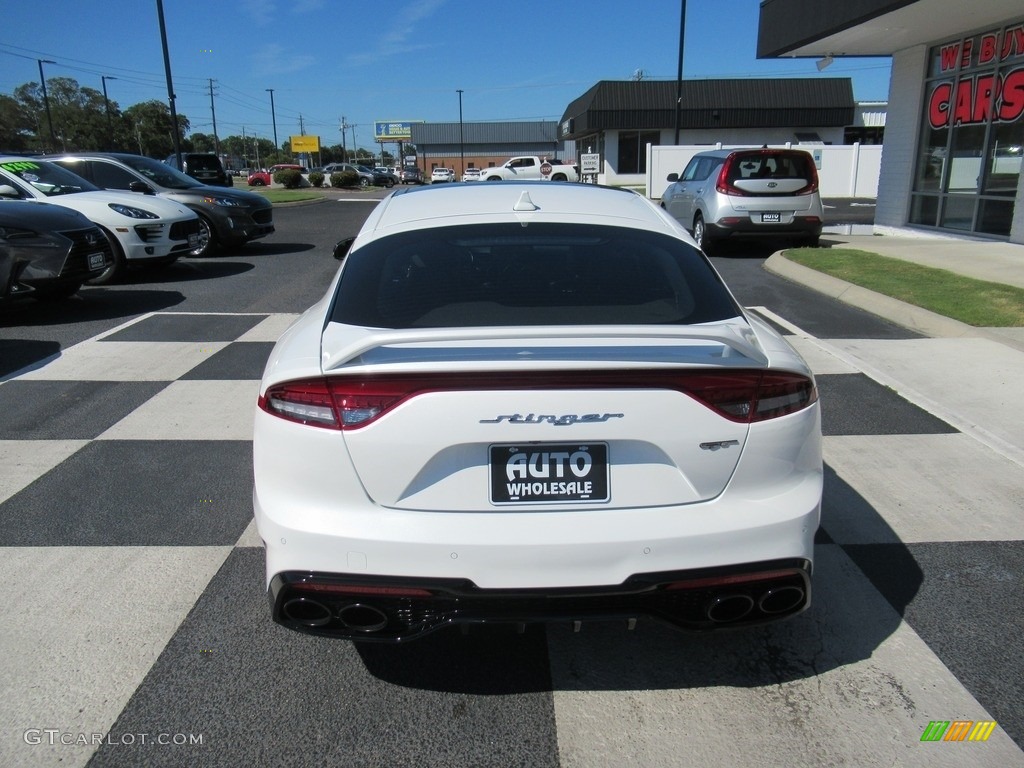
[294,583,434,598]
[258,370,817,430]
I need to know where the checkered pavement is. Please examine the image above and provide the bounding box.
[1,311,1022,767]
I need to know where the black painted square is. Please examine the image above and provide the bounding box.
[816,373,957,436]
[181,342,275,380]
[102,314,266,343]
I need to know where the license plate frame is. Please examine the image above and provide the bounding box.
[489,443,609,505]
[760,212,782,223]
[87,252,106,271]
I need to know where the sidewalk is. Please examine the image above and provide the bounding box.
[764,232,1024,467]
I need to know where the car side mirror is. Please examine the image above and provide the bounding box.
[129,180,155,195]
[666,173,679,182]
[333,237,356,261]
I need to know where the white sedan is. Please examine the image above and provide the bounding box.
[253,182,822,642]
[430,168,455,183]
[0,157,200,283]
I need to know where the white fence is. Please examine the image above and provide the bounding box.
[642,143,883,200]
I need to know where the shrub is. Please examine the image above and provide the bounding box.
[331,170,360,188]
[274,168,303,188]
[308,171,325,188]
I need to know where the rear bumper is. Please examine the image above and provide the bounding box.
[269,558,813,642]
[707,217,822,242]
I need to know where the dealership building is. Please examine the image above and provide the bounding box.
[758,0,1024,242]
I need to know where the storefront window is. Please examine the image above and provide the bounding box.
[616,131,661,174]
[911,20,1024,238]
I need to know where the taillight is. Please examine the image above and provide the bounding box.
[258,370,816,430]
[259,377,425,430]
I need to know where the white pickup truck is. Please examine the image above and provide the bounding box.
[479,156,579,182]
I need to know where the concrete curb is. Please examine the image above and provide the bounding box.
[763,252,1024,352]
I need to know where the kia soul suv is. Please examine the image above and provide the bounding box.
[662,148,823,251]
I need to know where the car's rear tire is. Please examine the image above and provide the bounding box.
[86,228,126,285]
[250,179,265,186]
[692,214,710,252]
[359,178,370,187]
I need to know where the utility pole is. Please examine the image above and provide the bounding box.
[37,59,56,147]
[674,0,687,145]
[156,0,183,167]
[340,117,347,163]
[457,89,465,178]
[101,75,117,151]
[266,88,278,150]
[208,78,220,156]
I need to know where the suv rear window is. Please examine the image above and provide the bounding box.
[330,223,740,328]
[725,151,814,184]
[186,155,223,171]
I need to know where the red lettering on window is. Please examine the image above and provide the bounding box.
[979,34,997,64]
[961,39,974,67]
[997,68,1024,122]
[928,82,952,128]
[952,78,974,125]
[973,75,997,122]
[940,44,961,72]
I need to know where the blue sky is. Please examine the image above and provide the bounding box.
[1,0,892,152]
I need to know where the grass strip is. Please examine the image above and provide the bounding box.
[785,247,1024,327]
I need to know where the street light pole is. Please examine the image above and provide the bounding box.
[266,88,278,152]
[101,75,117,150]
[457,89,464,179]
[37,59,56,147]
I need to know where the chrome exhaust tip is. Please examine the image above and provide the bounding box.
[706,594,755,623]
[337,603,389,633]
[282,597,333,627]
[758,586,806,615]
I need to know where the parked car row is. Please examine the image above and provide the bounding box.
[1,152,277,303]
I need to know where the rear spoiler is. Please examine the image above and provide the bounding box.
[321,323,767,372]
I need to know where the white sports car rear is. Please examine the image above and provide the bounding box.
[253,182,822,642]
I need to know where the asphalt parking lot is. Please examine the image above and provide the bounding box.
[1,195,1022,767]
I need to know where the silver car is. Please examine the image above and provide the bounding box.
[662,148,824,251]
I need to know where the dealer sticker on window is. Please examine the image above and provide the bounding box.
[489,443,609,505]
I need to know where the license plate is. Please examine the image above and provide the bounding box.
[188,233,200,247]
[761,212,781,223]
[87,252,106,270]
[489,443,609,505]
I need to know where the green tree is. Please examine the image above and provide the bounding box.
[0,93,35,152]
[123,100,190,158]
[189,132,216,152]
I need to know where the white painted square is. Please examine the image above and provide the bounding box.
[0,440,89,504]
[236,314,300,342]
[97,380,260,440]
[13,342,230,382]
[823,433,1024,544]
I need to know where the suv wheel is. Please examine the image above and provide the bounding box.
[692,214,707,249]
[191,215,216,257]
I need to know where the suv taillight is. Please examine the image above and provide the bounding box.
[258,371,817,430]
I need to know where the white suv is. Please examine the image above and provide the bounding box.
[0,156,200,283]
[662,148,824,251]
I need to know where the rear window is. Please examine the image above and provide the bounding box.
[186,155,224,171]
[330,223,740,329]
[726,151,814,184]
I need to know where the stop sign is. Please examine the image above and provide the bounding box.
[540,162,553,176]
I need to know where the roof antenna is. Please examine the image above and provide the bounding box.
[513,191,539,212]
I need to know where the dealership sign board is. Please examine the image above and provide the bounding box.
[291,135,321,153]
[374,121,423,142]
[927,22,1024,128]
